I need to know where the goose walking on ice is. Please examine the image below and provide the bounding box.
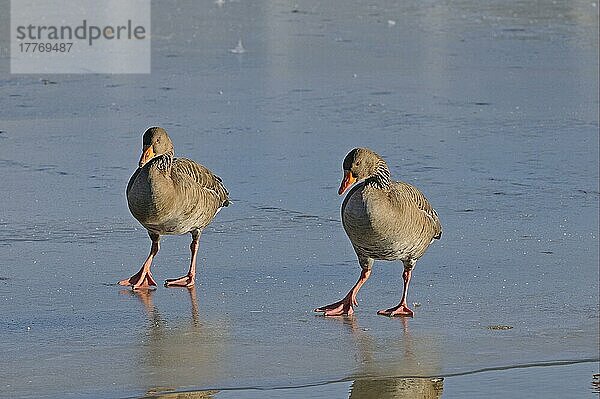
[315,148,441,317]
[119,127,229,290]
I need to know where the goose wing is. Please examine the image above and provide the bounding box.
[391,181,442,239]
[171,158,230,208]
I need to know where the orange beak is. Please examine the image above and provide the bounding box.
[139,145,155,167]
[338,171,356,195]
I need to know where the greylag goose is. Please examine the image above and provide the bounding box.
[315,148,441,317]
[119,127,229,290]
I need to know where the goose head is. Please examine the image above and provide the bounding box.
[138,126,174,167]
[338,148,383,194]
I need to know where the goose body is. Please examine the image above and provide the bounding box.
[316,148,441,317]
[342,180,441,264]
[127,157,229,235]
[119,127,229,289]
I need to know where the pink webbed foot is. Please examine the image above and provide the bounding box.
[314,295,358,316]
[164,274,195,288]
[377,304,414,317]
[118,269,157,290]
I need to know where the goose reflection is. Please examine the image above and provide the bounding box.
[338,317,444,399]
[124,287,228,398]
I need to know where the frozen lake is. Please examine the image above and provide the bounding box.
[0,1,598,398]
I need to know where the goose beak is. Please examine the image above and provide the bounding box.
[338,171,356,195]
[139,145,155,167]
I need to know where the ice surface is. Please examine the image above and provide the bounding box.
[0,0,597,398]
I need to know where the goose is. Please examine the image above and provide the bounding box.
[119,127,229,290]
[315,148,441,316]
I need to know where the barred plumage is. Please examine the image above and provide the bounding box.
[368,158,391,189]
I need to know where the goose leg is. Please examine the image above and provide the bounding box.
[378,265,414,317]
[165,230,200,288]
[315,268,372,316]
[118,233,159,289]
